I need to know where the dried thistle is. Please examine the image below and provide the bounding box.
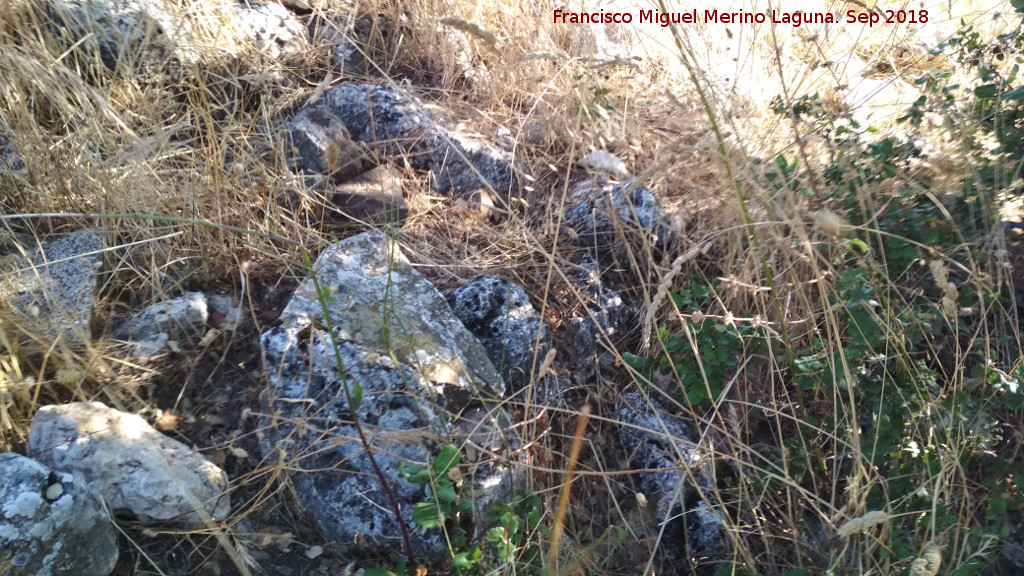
[909,541,942,576]
[836,510,890,538]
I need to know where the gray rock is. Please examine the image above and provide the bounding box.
[285,106,366,182]
[565,253,628,386]
[617,392,704,521]
[112,291,208,356]
[321,84,432,152]
[0,453,118,576]
[0,229,102,351]
[683,500,726,571]
[229,1,307,62]
[260,329,448,557]
[28,402,231,521]
[0,137,24,171]
[448,276,551,396]
[314,15,377,77]
[206,293,244,328]
[47,0,190,74]
[617,392,725,571]
[259,232,507,558]
[308,84,519,197]
[578,150,629,178]
[46,0,307,75]
[271,232,503,399]
[564,177,669,260]
[427,132,518,198]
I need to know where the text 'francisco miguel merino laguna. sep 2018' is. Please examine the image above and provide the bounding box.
[552,8,930,28]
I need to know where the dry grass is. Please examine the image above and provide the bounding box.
[2,0,1023,574]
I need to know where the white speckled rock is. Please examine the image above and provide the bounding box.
[28,402,230,522]
[0,229,102,351]
[113,291,209,356]
[0,452,118,576]
[271,232,504,400]
[47,0,308,74]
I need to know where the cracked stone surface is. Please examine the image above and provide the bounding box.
[0,453,118,576]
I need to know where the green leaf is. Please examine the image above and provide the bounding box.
[622,352,647,372]
[1003,85,1024,100]
[398,463,431,485]
[847,238,870,254]
[485,526,507,545]
[413,501,444,529]
[451,551,478,568]
[670,289,692,307]
[351,381,363,411]
[527,507,541,527]
[686,386,708,407]
[773,155,786,172]
[988,495,1009,520]
[1004,391,1024,411]
[432,445,460,475]
[975,83,999,98]
[434,482,458,504]
[949,560,986,576]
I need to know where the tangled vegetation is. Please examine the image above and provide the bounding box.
[2,1,1024,575]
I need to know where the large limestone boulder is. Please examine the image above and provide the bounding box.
[0,452,118,576]
[259,232,509,558]
[28,402,231,521]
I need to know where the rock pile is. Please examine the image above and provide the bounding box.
[0,1,722,574]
